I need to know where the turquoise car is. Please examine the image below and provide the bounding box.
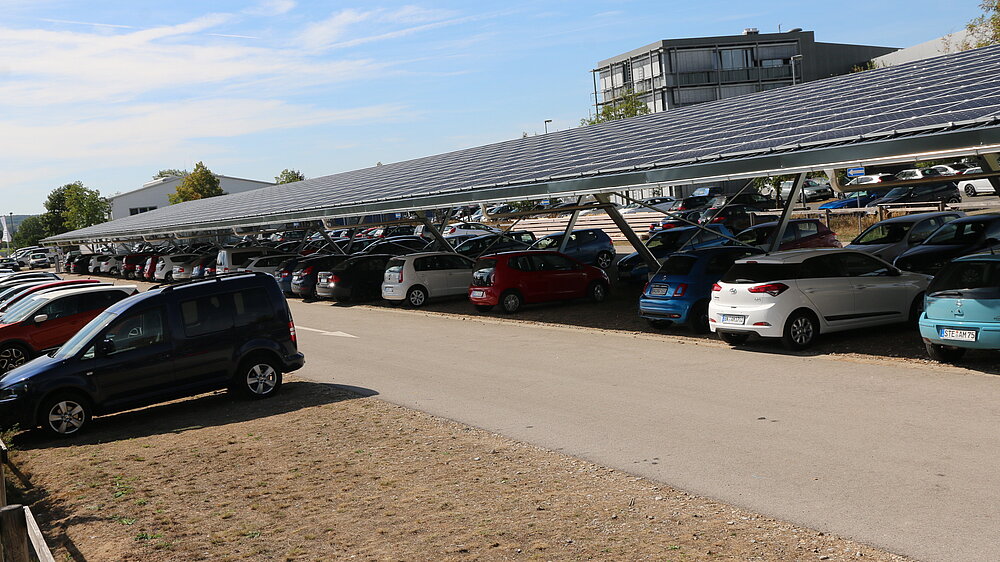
[919,254,1000,362]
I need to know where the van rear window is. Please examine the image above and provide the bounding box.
[721,263,800,283]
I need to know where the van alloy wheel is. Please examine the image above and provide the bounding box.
[246,363,279,396]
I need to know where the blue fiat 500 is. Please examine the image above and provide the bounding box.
[639,246,762,332]
[919,254,1000,362]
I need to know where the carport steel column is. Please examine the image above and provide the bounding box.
[557,206,581,254]
[769,172,807,254]
[595,193,659,272]
[420,213,453,251]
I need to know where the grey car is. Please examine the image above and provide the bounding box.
[846,211,964,262]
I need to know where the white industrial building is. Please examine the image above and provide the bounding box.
[109,174,275,220]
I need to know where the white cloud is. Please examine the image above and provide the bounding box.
[244,0,296,16]
[298,9,373,51]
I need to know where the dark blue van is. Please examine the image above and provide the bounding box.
[0,273,304,437]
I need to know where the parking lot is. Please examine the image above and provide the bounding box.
[43,270,1000,561]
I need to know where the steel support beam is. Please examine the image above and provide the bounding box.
[421,213,453,251]
[557,206,581,254]
[769,172,807,254]
[595,193,659,272]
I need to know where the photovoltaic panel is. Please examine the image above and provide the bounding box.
[47,44,1000,243]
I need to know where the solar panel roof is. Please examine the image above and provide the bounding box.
[47,44,1000,243]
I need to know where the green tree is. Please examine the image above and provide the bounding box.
[64,183,111,230]
[41,183,74,235]
[153,168,188,179]
[11,215,46,249]
[275,169,306,184]
[958,0,1000,50]
[580,88,651,125]
[168,161,225,204]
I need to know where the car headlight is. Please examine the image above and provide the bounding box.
[0,383,28,400]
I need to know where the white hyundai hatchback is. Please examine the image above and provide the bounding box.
[709,248,931,349]
[382,252,476,307]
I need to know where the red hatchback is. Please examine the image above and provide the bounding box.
[0,285,136,374]
[734,219,842,251]
[468,251,610,313]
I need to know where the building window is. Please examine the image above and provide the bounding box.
[720,48,753,70]
[129,206,157,215]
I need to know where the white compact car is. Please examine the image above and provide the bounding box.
[709,248,931,350]
[382,252,475,306]
[154,254,199,281]
[956,167,997,197]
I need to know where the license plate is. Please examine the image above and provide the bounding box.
[940,328,976,342]
[649,285,668,296]
[383,286,394,294]
[722,314,746,325]
[471,290,485,298]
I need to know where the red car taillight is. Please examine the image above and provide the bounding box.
[672,283,687,297]
[711,216,726,223]
[747,283,789,297]
[280,270,290,278]
[303,266,314,275]
[712,283,722,292]
[330,274,341,284]
[289,321,296,343]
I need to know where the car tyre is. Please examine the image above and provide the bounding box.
[0,343,31,374]
[475,304,494,312]
[596,251,614,270]
[719,331,750,346]
[964,183,977,197]
[233,355,282,399]
[689,300,711,334]
[908,293,925,325]
[39,392,92,437]
[500,290,522,314]
[947,196,961,204]
[406,285,428,307]
[588,281,608,303]
[164,272,173,283]
[782,310,819,350]
[924,342,966,363]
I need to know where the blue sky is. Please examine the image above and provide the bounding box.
[0,0,982,214]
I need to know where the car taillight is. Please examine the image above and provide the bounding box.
[662,223,678,229]
[711,216,726,223]
[178,267,185,273]
[331,274,341,284]
[672,283,687,297]
[222,267,230,273]
[747,283,789,297]
[280,270,290,278]
[712,283,722,292]
[289,321,296,343]
[303,266,314,275]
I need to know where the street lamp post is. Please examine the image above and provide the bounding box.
[790,54,803,85]
[544,119,553,134]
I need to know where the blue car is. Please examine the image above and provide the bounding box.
[639,246,762,332]
[919,254,1000,362]
[618,224,732,282]
[529,228,616,269]
[817,188,889,209]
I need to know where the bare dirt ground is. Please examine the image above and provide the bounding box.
[8,377,911,562]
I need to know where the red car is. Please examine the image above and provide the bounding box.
[0,279,104,313]
[734,219,842,251]
[468,251,610,313]
[121,253,155,279]
[0,285,136,374]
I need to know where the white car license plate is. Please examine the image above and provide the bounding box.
[721,314,746,325]
[471,289,485,298]
[649,285,668,296]
[940,328,976,342]
[384,286,394,294]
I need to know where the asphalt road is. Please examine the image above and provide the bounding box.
[290,300,1000,562]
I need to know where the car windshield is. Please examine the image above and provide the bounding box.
[924,221,987,245]
[926,261,1000,298]
[737,227,772,246]
[532,236,561,250]
[655,255,697,276]
[721,263,800,283]
[0,295,45,324]
[897,171,920,179]
[647,230,689,250]
[853,223,910,245]
[53,310,119,359]
[884,187,912,198]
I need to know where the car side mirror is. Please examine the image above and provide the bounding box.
[33,314,48,324]
[888,267,902,277]
[98,338,116,356]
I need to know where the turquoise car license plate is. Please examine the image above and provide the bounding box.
[940,328,976,342]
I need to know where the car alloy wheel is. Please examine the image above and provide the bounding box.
[501,291,522,314]
[407,286,427,307]
[588,281,607,303]
[964,184,977,197]
[596,251,613,269]
[0,344,29,374]
[245,362,280,396]
[782,311,818,350]
[42,395,91,437]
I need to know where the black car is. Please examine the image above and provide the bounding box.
[290,254,351,298]
[697,205,755,233]
[316,254,393,302]
[866,182,961,206]
[452,231,537,258]
[0,259,20,272]
[893,214,1000,275]
[0,272,304,437]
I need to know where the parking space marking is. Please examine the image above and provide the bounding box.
[296,325,359,338]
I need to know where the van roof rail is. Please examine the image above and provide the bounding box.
[155,271,271,293]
